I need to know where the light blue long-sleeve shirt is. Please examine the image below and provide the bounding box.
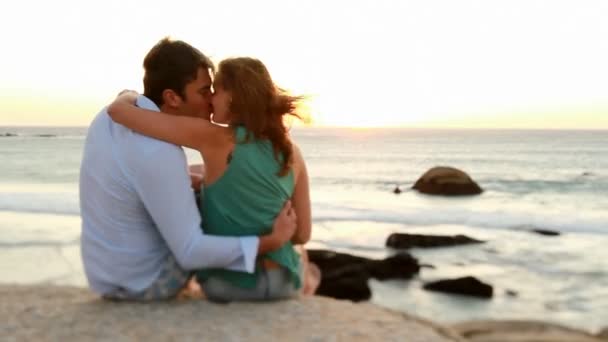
[79,96,258,295]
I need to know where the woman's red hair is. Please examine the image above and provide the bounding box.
[215,57,302,176]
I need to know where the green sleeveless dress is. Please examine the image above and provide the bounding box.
[195,126,301,289]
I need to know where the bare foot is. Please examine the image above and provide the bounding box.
[302,262,321,296]
[176,277,205,301]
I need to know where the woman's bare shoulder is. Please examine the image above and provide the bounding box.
[291,142,306,179]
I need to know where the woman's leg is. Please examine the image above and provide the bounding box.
[295,245,321,296]
[202,269,294,302]
[200,247,321,302]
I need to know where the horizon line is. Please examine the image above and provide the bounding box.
[1,124,608,131]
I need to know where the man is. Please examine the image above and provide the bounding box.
[79,38,297,300]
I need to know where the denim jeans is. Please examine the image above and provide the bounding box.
[201,266,299,303]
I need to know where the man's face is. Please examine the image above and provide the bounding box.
[177,67,213,119]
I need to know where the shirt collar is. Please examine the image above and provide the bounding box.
[135,95,160,112]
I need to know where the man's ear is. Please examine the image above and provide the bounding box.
[161,89,183,108]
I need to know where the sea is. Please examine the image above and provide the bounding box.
[0,125,606,332]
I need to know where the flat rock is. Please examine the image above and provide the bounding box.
[0,284,462,342]
[386,233,484,249]
[451,320,603,342]
[413,166,483,196]
[423,276,493,299]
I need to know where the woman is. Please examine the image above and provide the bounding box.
[108,57,316,301]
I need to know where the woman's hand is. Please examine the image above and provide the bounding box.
[115,89,138,105]
[108,90,138,119]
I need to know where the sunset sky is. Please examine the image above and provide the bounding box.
[1,0,607,128]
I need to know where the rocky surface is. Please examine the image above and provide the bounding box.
[451,320,605,342]
[423,276,493,299]
[413,167,483,196]
[0,284,462,342]
[308,249,420,302]
[386,233,484,249]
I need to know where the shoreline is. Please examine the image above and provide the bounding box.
[1,219,607,333]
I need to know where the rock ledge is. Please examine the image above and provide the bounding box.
[0,284,461,342]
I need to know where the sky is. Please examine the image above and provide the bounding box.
[1,0,607,128]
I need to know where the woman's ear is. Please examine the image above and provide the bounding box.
[162,89,183,108]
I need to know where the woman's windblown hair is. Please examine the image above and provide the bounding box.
[215,57,302,176]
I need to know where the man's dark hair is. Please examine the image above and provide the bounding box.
[143,37,214,107]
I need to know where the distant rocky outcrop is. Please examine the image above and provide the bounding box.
[308,249,420,302]
[531,229,561,236]
[0,284,462,342]
[0,132,17,137]
[423,276,493,299]
[413,167,483,196]
[386,233,484,249]
[451,320,605,342]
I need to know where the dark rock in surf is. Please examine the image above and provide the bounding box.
[505,289,518,297]
[413,166,483,196]
[423,276,493,298]
[308,249,420,302]
[386,233,484,249]
[531,229,561,236]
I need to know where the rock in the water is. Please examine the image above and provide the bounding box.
[452,320,603,342]
[367,253,421,280]
[315,272,372,302]
[393,186,402,194]
[386,233,484,249]
[505,289,518,297]
[308,249,420,302]
[532,229,561,236]
[0,132,17,137]
[423,276,493,298]
[413,166,483,196]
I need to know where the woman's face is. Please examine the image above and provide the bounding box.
[211,83,232,124]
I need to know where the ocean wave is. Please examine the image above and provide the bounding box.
[0,239,79,248]
[0,192,80,216]
[477,177,607,194]
[2,188,606,236]
[0,132,85,139]
[311,204,608,235]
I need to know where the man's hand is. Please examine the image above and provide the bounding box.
[190,172,203,191]
[258,201,297,254]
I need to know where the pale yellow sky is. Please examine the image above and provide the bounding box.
[1,0,607,128]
